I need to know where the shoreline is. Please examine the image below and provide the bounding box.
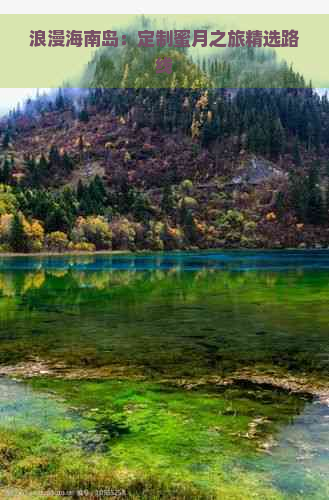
[0,247,328,258]
[0,249,133,258]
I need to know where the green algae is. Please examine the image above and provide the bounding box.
[1,377,321,499]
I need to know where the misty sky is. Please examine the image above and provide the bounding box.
[0,87,327,118]
[0,88,50,116]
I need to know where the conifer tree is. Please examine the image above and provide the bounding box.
[293,139,302,166]
[306,161,325,225]
[9,213,27,252]
[2,131,10,149]
[180,201,197,244]
[161,185,175,215]
[0,158,11,184]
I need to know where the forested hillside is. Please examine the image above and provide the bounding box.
[1,82,329,253]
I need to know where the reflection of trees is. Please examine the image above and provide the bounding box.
[47,270,68,279]
[1,264,329,380]
[0,267,328,312]
[73,271,111,290]
[67,256,96,267]
[0,272,17,297]
[21,271,45,294]
[0,271,46,297]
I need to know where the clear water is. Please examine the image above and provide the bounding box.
[1,250,329,498]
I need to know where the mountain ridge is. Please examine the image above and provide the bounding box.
[0,84,329,252]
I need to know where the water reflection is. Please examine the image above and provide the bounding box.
[0,259,329,378]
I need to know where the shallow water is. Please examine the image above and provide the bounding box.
[1,250,329,498]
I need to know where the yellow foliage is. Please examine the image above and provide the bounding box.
[15,216,45,250]
[30,220,45,241]
[191,114,200,139]
[75,215,109,233]
[68,241,96,252]
[0,213,13,241]
[72,216,111,250]
[167,227,178,237]
[48,231,68,242]
[196,91,208,110]
[46,231,69,251]
[265,212,277,221]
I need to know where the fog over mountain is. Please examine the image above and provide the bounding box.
[0,89,50,117]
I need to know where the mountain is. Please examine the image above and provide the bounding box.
[0,81,329,252]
